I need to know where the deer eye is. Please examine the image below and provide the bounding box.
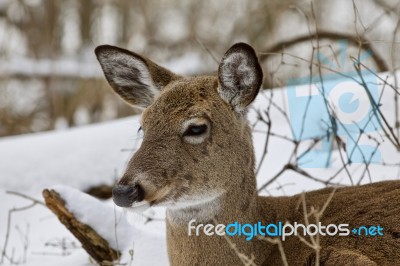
[184,124,208,136]
[181,118,211,144]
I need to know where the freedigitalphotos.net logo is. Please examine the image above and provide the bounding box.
[188,219,384,241]
[285,40,382,168]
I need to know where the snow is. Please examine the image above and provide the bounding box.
[0,52,204,79]
[0,190,86,266]
[53,185,132,250]
[0,57,102,78]
[0,71,399,265]
[53,185,168,266]
[0,117,140,194]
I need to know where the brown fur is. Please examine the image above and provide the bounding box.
[95,43,400,266]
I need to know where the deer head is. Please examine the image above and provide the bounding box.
[95,43,263,220]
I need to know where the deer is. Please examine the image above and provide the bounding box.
[95,43,400,266]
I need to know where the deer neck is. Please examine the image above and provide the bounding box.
[165,171,274,265]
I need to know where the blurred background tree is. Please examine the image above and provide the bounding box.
[0,0,399,137]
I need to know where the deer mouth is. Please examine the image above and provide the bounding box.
[122,183,173,213]
[127,201,151,213]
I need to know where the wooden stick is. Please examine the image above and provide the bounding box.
[42,189,120,265]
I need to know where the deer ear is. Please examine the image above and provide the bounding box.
[218,43,263,112]
[95,45,179,108]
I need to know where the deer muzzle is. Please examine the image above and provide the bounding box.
[112,183,145,207]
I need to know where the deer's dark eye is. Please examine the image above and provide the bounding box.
[184,124,208,136]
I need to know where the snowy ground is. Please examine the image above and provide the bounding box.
[0,71,399,265]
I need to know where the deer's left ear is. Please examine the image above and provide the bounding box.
[218,43,263,112]
[95,45,180,108]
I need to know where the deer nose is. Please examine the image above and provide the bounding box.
[112,184,144,207]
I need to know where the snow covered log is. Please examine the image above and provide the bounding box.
[42,189,119,264]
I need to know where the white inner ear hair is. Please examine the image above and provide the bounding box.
[106,53,160,99]
[218,52,256,111]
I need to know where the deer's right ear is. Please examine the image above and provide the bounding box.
[95,45,179,108]
[218,43,263,113]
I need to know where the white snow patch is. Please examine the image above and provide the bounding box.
[53,185,168,266]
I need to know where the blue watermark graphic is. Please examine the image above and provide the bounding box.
[285,40,382,168]
[188,219,384,241]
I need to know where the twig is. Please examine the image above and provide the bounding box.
[1,191,45,264]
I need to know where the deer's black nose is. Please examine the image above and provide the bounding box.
[112,184,144,207]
